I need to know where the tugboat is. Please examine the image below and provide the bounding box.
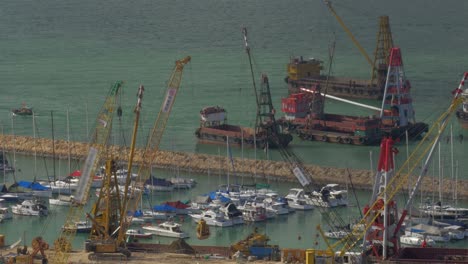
[11,103,33,116]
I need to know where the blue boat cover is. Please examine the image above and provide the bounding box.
[153,204,176,212]
[18,181,50,191]
[208,191,230,203]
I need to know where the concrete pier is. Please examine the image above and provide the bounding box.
[1,134,467,199]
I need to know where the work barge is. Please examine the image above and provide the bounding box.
[1,134,468,199]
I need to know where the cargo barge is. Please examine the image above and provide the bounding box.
[195,29,293,150]
[285,56,385,100]
[195,105,292,149]
[280,48,428,146]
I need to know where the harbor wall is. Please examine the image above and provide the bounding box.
[1,135,467,199]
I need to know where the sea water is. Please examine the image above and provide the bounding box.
[0,0,467,250]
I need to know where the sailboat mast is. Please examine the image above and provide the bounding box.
[33,112,37,181]
[67,108,71,175]
[10,114,16,182]
[51,111,56,181]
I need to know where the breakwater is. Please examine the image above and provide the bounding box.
[1,134,467,199]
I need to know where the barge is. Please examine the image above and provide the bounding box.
[280,47,428,146]
[285,56,385,100]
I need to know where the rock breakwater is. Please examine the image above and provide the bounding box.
[1,135,467,199]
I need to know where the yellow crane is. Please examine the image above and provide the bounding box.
[84,85,144,260]
[52,81,124,263]
[120,56,191,239]
[314,72,467,262]
[323,0,393,85]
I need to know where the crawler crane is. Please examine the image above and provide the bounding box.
[84,85,144,260]
[52,81,124,264]
[116,56,191,244]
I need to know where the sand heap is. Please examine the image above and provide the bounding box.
[167,239,196,255]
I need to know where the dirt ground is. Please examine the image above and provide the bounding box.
[66,251,279,264]
[0,249,279,264]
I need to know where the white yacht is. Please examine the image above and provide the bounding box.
[62,220,92,233]
[49,194,74,206]
[405,224,450,242]
[286,197,314,211]
[189,209,233,227]
[218,203,244,225]
[310,184,348,207]
[238,202,268,222]
[42,180,78,195]
[400,235,436,246]
[11,199,48,216]
[169,177,196,189]
[142,221,189,238]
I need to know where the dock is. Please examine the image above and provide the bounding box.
[1,134,468,198]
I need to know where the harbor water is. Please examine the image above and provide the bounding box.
[1,0,468,250]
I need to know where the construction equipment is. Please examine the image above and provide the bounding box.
[79,84,144,261]
[323,0,393,87]
[30,237,49,264]
[242,27,293,148]
[52,81,124,264]
[117,56,191,244]
[230,228,280,261]
[315,72,466,262]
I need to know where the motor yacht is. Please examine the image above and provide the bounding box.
[189,209,233,227]
[142,221,189,238]
[11,199,48,216]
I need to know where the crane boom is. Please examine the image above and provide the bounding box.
[122,56,191,234]
[331,73,466,259]
[323,0,373,67]
[53,81,124,264]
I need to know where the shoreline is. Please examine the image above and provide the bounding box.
[1,134,467,199]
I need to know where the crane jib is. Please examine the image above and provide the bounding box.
[162,87,177,113]
[74,147,98,204]
[293,166,310,187]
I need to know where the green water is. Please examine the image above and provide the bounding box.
[1,0,467,250]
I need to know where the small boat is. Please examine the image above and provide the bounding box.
[12,103,33,116]
[49,194,73,206]
[219,203,244,225]
[0,207,13,222]
[169,177,197,189]
[62,220,92,233]
[11,199,48,216]
[189,209,233,227]
[0,153,14,173]
[238,202,268,222]
[196,219,210,240]
[126,229,153,239]
[400,235,435,247]
[142,221,189,238]
[144,176,174,192]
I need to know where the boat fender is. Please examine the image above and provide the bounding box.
[336,137,343,144]
[344,138,352,144]
[321,135,328,142]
